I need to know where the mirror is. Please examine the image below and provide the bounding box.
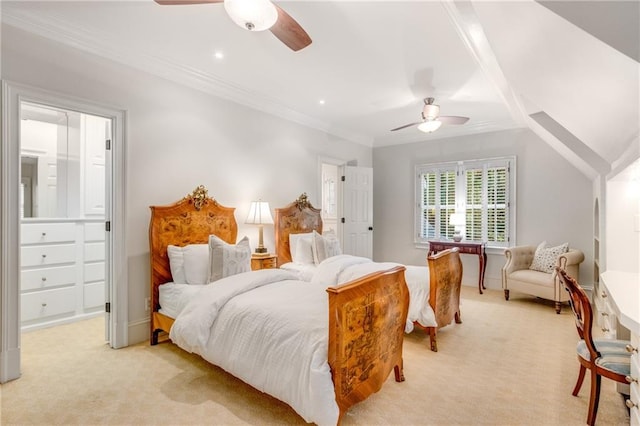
[20,101,108,219]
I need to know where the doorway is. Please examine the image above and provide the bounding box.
[19,101,109,333]
[1,82,128,383]
[319,159,374,258]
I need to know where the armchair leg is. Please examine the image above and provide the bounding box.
[555,301,562,314]
[504,289,510,301]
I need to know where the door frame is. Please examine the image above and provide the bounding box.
[0,81,128,383]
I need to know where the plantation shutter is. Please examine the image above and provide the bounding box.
[487,164,509,244]
[415,157,513,247]
[439,170,456,240]
[465,168,483,241]
[417,165,457,241]
[420,172,436,239]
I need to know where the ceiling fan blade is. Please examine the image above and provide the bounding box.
[270,4,312,51]
[155,0,223,4]
[439,115,469,125]
[390,121,423,132]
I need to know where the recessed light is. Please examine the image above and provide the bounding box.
[319,99,325,105]
[214,51,224,60]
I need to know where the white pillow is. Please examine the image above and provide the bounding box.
[289,232,314,263]
[312,230,342,264]
[293,236,315,265]
[209,235,252,282]
[529,241,569,273]
[167,244,209,285]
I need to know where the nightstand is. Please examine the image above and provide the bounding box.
[251,254,277,270]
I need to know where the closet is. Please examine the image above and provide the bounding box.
[20,102,108,331]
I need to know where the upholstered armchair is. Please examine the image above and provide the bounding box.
[502,244,585,313]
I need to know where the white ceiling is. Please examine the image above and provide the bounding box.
[2,1,639,173]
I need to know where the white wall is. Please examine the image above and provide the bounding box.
[372,128,594,290]
[606,159,640,274]
[2,25,371,344]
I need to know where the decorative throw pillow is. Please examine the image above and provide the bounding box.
[312,230,342,264]
[209,235,251,282]
[293,237,315,265]
[167,244,209,285]
[529,241,569,273]
[289,232,314,263]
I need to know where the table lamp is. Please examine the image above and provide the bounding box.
[449,212,465,242]
[245,200,274,256]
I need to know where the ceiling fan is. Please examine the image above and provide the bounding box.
[154,0,312,52]
[390,97,469,133]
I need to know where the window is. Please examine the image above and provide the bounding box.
[415,157,515,248]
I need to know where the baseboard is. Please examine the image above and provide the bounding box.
[128,318,150,346]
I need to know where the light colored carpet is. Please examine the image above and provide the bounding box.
[0,286,631,425]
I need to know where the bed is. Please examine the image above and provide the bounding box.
[274,193,463,352]
[148,186,410,425]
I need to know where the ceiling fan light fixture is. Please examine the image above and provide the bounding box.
[418,120,442,133]
[224,0,278,32]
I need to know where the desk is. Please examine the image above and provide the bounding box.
[428,240,487,294]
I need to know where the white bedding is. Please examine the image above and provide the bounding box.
[282,254,436,331]
[158,282,205,319]
[169,268,339,426]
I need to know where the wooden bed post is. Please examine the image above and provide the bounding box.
[327,266,409,421]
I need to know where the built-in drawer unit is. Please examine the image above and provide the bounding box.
[84,222,105,242]
[21,265,76,291]
[84,242,105,263]
[20,220,105,331]
[21,286,76,323]
[84,262,105,283]
[594,287,617,339]
[628,333,639,426]
[84,281,105,309]
[21,222,76,245]
[21,244,76,268]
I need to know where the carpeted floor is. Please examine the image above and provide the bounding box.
[0,286,631,425]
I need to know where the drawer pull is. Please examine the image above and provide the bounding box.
[601,312,609,317]
[626,399,637,409]
[41,303,47,307]
[41,232,46,237]
[601,291,607,298]
[41,254,47,259]
[41,277,47,282]
[626,344,638,354]
[626,375,638,384]
[601,328,609,333]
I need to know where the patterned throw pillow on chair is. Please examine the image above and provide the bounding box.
[529,241,569,273]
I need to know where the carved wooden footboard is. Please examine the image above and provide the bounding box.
[423,248,463,352]
[327,266,409,423]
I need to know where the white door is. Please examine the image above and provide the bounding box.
[340,166,373,259]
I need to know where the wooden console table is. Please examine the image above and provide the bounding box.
[428,240,487,294]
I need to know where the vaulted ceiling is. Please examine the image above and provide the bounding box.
[2,1,638,179]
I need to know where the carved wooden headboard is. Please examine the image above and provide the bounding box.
[274,193,322,265]
[148,185,237,313]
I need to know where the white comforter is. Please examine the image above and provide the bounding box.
[169,268,340,426]
[293,254,436,331]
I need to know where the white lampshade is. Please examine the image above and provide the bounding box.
[449,212,465,227]
[245,201,274,225]
[224,0,278,32]
[418,120,442,133]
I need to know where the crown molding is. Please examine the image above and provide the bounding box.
[2,8,373,147]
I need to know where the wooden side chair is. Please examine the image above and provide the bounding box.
[556,267,631,425]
